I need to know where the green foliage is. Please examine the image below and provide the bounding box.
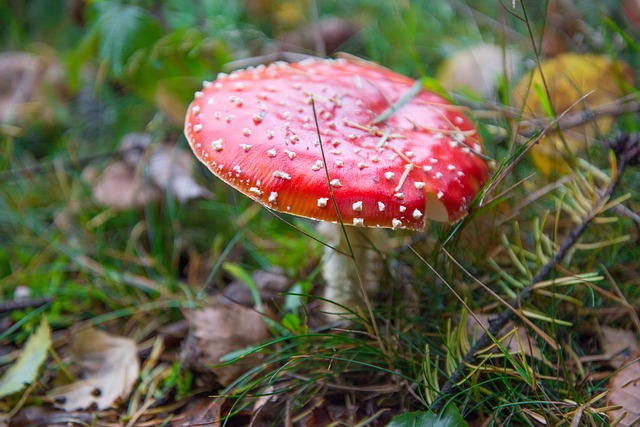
[387,405,467,427]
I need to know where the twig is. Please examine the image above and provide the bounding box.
[0,297,53,314]
[432,135,640,412]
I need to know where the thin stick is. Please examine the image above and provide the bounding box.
[432,138,639,412]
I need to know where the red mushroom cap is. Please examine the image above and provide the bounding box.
[184,58,489,230]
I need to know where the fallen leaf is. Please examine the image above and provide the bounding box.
[387,404,467,427]
[600,326,640,369]
[49,327,140,411]
[147,144,212,202]
[89,160,161,209]
[466,314,545,362]
[0,317,51,399]
[607,358,640,426]
[513,53,634,176]
[437,43,522,99]
[190,303,271,385]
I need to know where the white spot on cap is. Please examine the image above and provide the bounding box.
[414,181,425,189]
[267,149,276,157]
[423,165,433,172]
[240,144,252,152]
[192,105,201,114]
[437,191,444,199]
[234,82,245,91]
[311,160,324,171]
[225,114,234,123]
[249,187,263,196]
[233,165,242,174]
[335,160,344,167]
[267,130,275,139]
[330,179,342,187]
[392,218,402,230]
[399,206,407,212]
[353,201,363,211]
[435,172,443,179]
[378,202,385,212]
[394,192,405,199]
[283,111,291,120]
[285,150,296,159]
[193,124,203,132]
[253,113,264,123]
[455,116,464,124]
[353,218,364,226]
[413,209,423,219]
[194,91,203,98]
[211,139,223,151]
[385,171,395,181]
[207,97,214,105]
[317,197,329,207]
[358,162,368,169]
[447,165,456,171]
[430,158,438,164]
[273,170,291,180]
[242,128,252,136]
[269,192,278,203]
[405,151,415,158]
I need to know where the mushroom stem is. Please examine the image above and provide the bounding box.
[317,222,388,321]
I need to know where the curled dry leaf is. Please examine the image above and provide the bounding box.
[607,358,640,426]
[513,53,635,176]
[90,161,162,209]
[49,327,140,411]
[191,303,271,386]
[466,314,545,362]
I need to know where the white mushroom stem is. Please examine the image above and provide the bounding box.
[317,222,388,322]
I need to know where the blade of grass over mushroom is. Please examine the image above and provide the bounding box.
[370,77,424,125]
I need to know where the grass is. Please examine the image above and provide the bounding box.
[1,0,640,425]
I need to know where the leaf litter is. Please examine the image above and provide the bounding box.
[48,326,140,411]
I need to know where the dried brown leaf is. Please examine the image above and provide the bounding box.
[600,326,640,369]
[90,161,161,209]
[607,358,640,426]
[147,144,212,202]
[191,303,271,385]
[49,327,140,411]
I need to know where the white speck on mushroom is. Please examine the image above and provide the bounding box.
[335,160,344,167]
[378,202,385,212]
[414,181,425,189]
[435,172,443,179]
[457,171,465,177]
[385,171,395,181]
[229,96,244,106]
[330,179,342,187]
[317,197,329,207]
[194,91,203,98]
[234,82,245,91]
[207,97,214,105]
[455,116,464,124]
[216,72,228,79]
[399,206,407,212]
[322,111,333,120]
[285,150,296,159]
[193,124,203,132]
[423,165,433,172]
[203,80,212,88]
[311,160,323,171]
[430,158,438,164]
[394,192,405,199]
[240,144,252,152]
[392,218,402,230]
[225,114,234,123]
[358,162,368,169]
[214,112,221,119]
[353,201,363,211]
[437,191,444,199]
[273,170,291,180]
[192,105,201,114]
[267,130,275,139]
[329,150,342,155]
[290,135,299,143]
[233,165,242,174]
[413,209,423,219]
[347,133,357,140]
[252,113,264,123]
[353,218,364,226]
[267,149,276,157]
[331,139,341,147]
[249,187,263,196]
[242,128,252,136]
[214,82,222,89]
[283,111,291,120]
[211,139,223,151]
[268,192,278,203]
[371,155,379,163]
[406,151,415,158]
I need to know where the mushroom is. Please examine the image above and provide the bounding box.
[184,58,490,320]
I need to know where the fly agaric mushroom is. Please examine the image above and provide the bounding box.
[184,58,490,320]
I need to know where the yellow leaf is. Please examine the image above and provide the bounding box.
[513,53,634,176]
